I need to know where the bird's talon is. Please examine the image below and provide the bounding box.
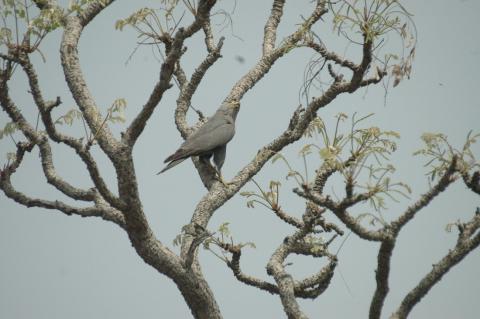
[215,172,233,186]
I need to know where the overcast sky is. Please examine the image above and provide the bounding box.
[1,1,479,318]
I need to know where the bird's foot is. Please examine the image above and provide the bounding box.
[215,171,233,186]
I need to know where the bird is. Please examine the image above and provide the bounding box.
[157,100,240,184]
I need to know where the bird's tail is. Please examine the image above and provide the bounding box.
[157,158,188,175]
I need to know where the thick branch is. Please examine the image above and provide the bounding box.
[369,239,396,319]
[463,171,480,195]
[60,16,120,157]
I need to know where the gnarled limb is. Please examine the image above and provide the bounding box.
[8,52,122,208]
[294,188,387,241]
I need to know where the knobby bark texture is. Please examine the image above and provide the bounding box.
[1,1,479,319]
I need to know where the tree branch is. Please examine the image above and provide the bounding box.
[304,40,358,71]
[78,0,116,26]
[0,174,125,227]
[294,188,387,241]
[10,52,122,208]
[263,0,286,56]
[123,28,185,146]
[0,76,96,201]
[391,158,458,232]
[266,229,312,319]
[369,238,396,319]
[390,211,480,319]
[60,16,120,158]
[226,0,328,103]
[462,171,480,195]
[182,0,384,264]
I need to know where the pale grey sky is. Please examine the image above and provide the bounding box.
[1,1,479,318]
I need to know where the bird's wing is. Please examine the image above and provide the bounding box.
[164,114,234,163]
[184,121,235,154]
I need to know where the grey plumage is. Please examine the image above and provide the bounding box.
[158,101,240,176]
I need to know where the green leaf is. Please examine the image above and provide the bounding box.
[172,233,183,246]
[239,191,255,197]
[241,242,256,249]
[107,98,127,123]
[6,152,16,162]
[0,122,18,139]
[218,222,230,237]
[55,109,83,126]
[271,153,284,164]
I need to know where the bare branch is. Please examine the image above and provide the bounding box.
[294,258,336,298]
[392,158,458,231]
[78,0,116,26]
[272,206,305,229]
[304,41,357,71]
[223,243,281,295]
[263,0,286,55]
[0,76,96,201]
[391,212,480,319]
[9,52,122,208]
[0,176,125,227]
[218,240,334,300]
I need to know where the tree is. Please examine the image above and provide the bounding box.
[1,0,479,318]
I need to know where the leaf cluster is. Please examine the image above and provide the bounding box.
[414,131,480,181]
[258,113,410,213]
